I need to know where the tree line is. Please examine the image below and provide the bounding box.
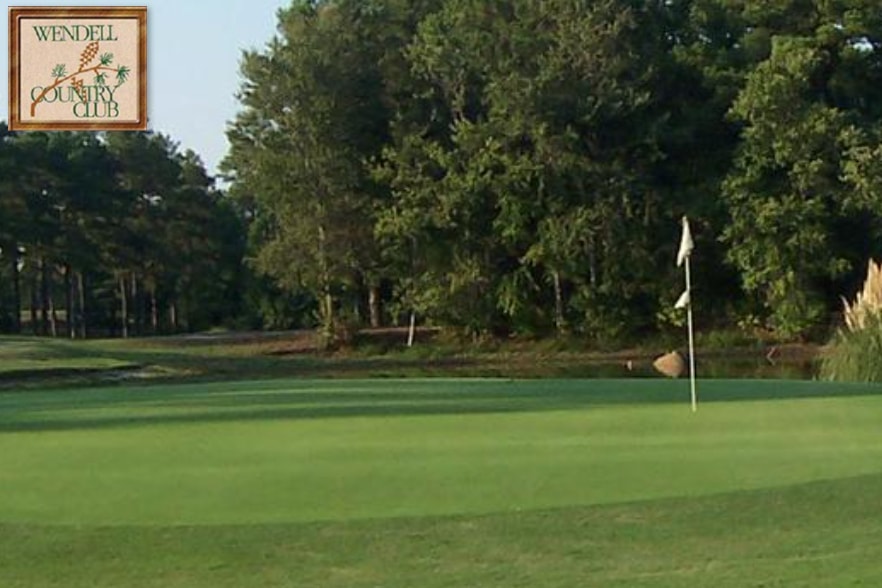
[224,0,882,343]
[0,126,244,337]
[5,0,882,344]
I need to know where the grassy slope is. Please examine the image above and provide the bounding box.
[2,378,882,586]
[3,474,882,587]
[0,338,135,375]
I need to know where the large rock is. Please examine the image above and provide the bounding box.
[653,351,685,378]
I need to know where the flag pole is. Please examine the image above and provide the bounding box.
[676,216,697,412]
[684,254,697,412]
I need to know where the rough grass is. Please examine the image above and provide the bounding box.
[1,378,882,586]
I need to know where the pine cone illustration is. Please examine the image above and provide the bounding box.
[70,77,85,100]
[80,41,99,69]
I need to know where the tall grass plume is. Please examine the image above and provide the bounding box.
[821,260,882,382]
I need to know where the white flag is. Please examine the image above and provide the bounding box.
[677,216,693,267]
[674,289,690,310]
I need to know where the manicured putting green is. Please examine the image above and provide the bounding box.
[1,378,881,526]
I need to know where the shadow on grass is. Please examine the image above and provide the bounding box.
[1,378,881,434]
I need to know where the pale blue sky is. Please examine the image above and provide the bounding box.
[2,0,291,175]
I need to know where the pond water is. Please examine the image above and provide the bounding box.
[555,356,820,380]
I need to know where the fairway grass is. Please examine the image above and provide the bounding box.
[2,378,882,586]
[3,475,882,587]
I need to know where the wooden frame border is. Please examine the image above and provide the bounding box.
[8,6,147,131]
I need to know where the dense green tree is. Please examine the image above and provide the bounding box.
[167,150,247,331]
[104,132,183,336]
[721,0,882,337]
[0,123,26,332]
[0,124,244,338]
[376,0,671,338]
[225,0,441,343]
[43,132,120,338]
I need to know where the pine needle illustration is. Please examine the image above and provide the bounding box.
[116,65,131,86]
[99,52,114,66]
[51,64,67,79]
[80,41,99,69]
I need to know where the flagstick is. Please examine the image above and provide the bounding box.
[684,256,697,412]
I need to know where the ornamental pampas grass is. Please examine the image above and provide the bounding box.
[821,259,882,382]
[843,260,882,332]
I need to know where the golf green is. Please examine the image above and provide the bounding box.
[1,378,881,525]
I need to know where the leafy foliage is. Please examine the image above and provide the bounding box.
[377,0,667,337]
[717,1,882,338]
[220,0,882,342]
[224,0,428,343]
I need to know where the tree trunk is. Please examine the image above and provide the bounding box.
[130,273,141,336]
[588,237,598,288]
[170,301,178,333]
[369,284,382,328]
[30,269,38,335]
[46,262,58,338]
[119,273,129,339]
[39,256,50,336]
[150,284,159,334]
[553,270,565,335]
[65,264,74,339]
[10,248,21,334]
[317,224,334,344]
[323,289,334,339]
[179,299,189,333]
[77,272,87,339]
[407,311,416,347]
[49,286,58,338]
